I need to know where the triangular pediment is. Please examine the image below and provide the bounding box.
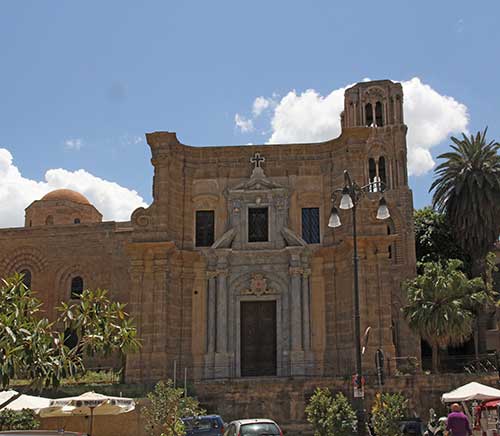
[231,167,285,192]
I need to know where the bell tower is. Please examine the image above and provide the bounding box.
[342,80,404,129]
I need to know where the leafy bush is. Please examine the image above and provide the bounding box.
[371,392,408,436]
[305,387,356,436]
[0,409,39,430]
[142,379,205,436]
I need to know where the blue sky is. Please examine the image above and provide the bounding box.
[1,0,499,226]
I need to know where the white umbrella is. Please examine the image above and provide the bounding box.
[442,381,500,402]
[40,391,135,436]
[0,390,18,406]
[0,390,51,413]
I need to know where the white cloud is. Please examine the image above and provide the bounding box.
[64,138,83,151]
[267,86,347,144]
[234,113,254,133]
[252,97,271,117]
[240,77,468,176]
[403,77,468,175]
[0,148,147,228]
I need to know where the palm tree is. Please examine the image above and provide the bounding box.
[402,259,488,372]
[430,128,500,278]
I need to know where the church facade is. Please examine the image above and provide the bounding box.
[0,80,419,383]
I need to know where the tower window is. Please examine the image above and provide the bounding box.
[248,207,269,242]
[375,101,383,126]
[71,276,84,299]
[365,103,373,126]
[20,269,32,289]
[195,210,215,247]
[369,158,376,182]
[368,156,389,190]
[379,156,387,186]
[302,208,320,244]
[74,218,81,224]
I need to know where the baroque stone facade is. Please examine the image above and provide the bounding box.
[0,79,418,383]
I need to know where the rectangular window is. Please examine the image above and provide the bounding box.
[248,207,269,242]
[302,207,320,244]
[195,210,215,247]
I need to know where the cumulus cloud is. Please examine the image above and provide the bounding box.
[234,113,254,133]
[0,148,147,228]
[64,138,83,150]
[236,77,469,176]
[252,96,272,117]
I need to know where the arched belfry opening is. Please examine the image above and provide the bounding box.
[375,101,383,126]
[365,103,373,126]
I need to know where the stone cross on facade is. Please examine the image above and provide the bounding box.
[250,152,265,169]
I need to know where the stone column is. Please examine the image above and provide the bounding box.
[290,266,303,352]
[206,271,217,354]
[216,268,228,353]
[302,268,311,351]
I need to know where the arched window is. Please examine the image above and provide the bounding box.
[70,276,84,299]
[369,158,376,181]
[378,156,387,187]
[375,101,383,126]
[365,103,373,126]
[368,156,389,191]
[46,215,54,225]
[20,269,32,289]
[64,328,79,349]
[74,218,81,224]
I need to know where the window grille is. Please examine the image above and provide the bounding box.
[248,208,268,242]
[195,210,215,247]
[302,208,320,244]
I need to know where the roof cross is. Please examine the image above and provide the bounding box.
[250,152,265,169]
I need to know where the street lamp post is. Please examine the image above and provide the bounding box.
[328,170,390,436]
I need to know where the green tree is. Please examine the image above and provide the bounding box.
[371,392,408,436]
[142,380,205,436]
[57,288,141,383]
[0,274,82,394]
[413,207,468,269]
[305,388,356,436]
[430,129,500,277]
[0,409,39,430]
[402,259,493,372]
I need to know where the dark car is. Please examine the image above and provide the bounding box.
[400,418,425,436]
[182,415,225,436]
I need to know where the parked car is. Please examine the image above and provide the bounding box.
[182,415,225,436]
[0,432,87,436]
[223,419,282,436]
[400,417,425,436]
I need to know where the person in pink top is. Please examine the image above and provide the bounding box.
[446,403,472,436]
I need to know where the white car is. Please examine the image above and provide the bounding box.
[223,419,282,436]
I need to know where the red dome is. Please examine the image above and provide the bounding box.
[41,189,90,205]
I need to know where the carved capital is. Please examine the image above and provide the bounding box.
[216,269,228,277]
[206,271,218,280]
[289,267,304,276]
[302,268,312,278]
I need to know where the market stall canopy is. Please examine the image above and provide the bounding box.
[442,382,500,402]
[0,390,51,413]
[39,391,135,418]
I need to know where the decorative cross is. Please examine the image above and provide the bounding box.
[250,152,265,169]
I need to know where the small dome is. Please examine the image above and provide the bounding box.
[41,189,91,205]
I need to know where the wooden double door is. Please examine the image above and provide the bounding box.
[240,301,277,377]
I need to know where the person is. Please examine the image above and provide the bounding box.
[446,403,472,436]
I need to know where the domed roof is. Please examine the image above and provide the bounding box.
[41,189,91,205]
